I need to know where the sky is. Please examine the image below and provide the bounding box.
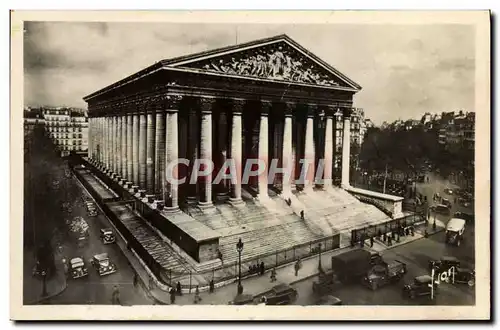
[23,22,475,124]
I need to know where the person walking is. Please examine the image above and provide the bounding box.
[370,236,374,248]
[209,279,215,293]
[133,273,139,288]
[300,210,305,220]
[270,268,277,282]
[169,287,176,304]
[111,285,120,305]
[176,281,182,296]
[259,261,265,276]
[193,286,202,304]
[294,258,302,276]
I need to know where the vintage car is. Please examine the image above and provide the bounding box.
[229,294,256,305]
[403,275,438,299]
[260,283,298,305]
[100,228,116,244]
[431,204,450,215]
[443,188,454,195]
[362,260,407,290]
[314,295,343,305]
[454,211,474,223]
[90,253,117,276]
[428,256,461,273]
[445,218,466,246]
[88,208,98,217]
[453,267,475,287]
[441,198,452,208]
[69,257,88,279]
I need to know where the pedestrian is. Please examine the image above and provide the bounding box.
[176,281,182,296]
[300,210,304,220]
[112,285,120,305]
[294,258,302,276]
[133,273,139,287]
[149,276,154,290]
[370,236,374,248]
[270,268,277,282]
[383,233,387,242]
[424,229,429,238]
[377,229,382,240]
[194,286,202,304]
[260,261,265,275]
[209,279,215,293]
[169,287,176,304]
[387,235,392,246]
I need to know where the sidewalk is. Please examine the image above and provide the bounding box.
[23,247,67,305]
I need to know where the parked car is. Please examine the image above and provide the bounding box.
[69,257,88,279]
[445,218,466,246]
[314,295,343,305]
[229,294,256,305]
[443,188,454,195]
[453,267,475,287]
[441,198,452,208]
[88,208,98,217]
[454,211,474,223]
[90,253,117,276]
[403,275,438,299]
[100,228,116,244]
[260,283,298,305]
[431,204,450,215]
[362,260,407,290]
[428,256,461,273]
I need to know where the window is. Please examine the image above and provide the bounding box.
[78,134,82,138]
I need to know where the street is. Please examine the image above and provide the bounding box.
[24,127,153,305]
[292,220,475,306]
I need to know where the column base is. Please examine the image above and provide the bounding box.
[163,205,180,214]
[130,185,139,193]
[215,192,229,202]
[134,188,145,198]
[229,197,245,208]
[256,193,270,202]
[151,200,164,210]
[124,181,133,189]
[186,196,198,205]
[198,201,215,213]
[341,183,351,190]
[144,194,155,203]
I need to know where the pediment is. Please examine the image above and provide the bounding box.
[167,36,360,90]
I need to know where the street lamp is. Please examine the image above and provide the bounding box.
[41,270,48,297]
[318,243,323,272]
[236,238,244,295]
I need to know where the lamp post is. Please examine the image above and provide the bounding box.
[318,243,323,272]
[236,238,244,295]
[41,270,48,297]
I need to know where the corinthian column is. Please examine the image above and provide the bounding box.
[132,113,140,185]
[121,115,127,181]
[323,107,334,189]
[229,100,244,206]
[282,103,294,197]
[198,98,215,209]
[126,113,133,183]
[257,101,271,200]
[303,105,316,190]
[154,109,165,197]
[116,116,122,178]
[341,108,353,189]
[106,116,112,170]
[164,95,182,212]
[138,111,147,189]
[146,109,156,196]
[186,109,199,204]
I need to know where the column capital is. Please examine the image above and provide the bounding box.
[260,100,272,116]
[323,106,336,118]
[164,94,183,112]
[231,99,246,115]
[306,104,317,118]
[342,107,354,119]
[198,97,216,114]
[284,102,295,117]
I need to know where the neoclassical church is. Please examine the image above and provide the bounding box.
[82,34,405,286]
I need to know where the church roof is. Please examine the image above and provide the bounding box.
[84,34,361,101]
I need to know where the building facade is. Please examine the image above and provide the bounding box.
[85,35,362,209]
[23,108,45,136]
[43,108,89,154]
[437,110,475,150]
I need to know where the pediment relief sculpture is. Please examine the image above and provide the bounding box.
[185,45,343,87]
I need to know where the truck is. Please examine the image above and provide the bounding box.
[66,216,90,248]
[362,260,407,290]
[330,249,384,283]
